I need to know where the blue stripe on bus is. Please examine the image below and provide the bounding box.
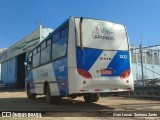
[52,58,69,96]
[76,47,103,71]
[76,47,130,77]
[25,70,35,90]
[103,51,130,76]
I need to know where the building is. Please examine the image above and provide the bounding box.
[131,45,160,85]
[0,48,7,80]
[0,25,53,88]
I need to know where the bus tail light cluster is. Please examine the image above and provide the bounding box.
[77,68,92,79]
[120,69,130,79]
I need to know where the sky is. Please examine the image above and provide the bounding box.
[0,0,160,48]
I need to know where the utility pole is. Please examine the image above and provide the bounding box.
[40,20,42,42]
[140,34,144,86]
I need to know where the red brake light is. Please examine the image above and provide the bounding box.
[120,69,130,79]
[77,68,92,79]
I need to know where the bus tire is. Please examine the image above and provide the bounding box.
[83,93,99,102]
[69,94,77,99]
[45,85,61,105]
[27,84,36,99]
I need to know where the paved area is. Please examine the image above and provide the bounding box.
[0,90,160,120]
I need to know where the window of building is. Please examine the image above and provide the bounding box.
[137,53,141,63]
[146,52,153,64]
[131,54,136,63]
[154,53,159,65]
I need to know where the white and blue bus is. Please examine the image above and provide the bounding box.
[25,17,134,104]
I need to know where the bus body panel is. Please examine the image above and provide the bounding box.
[26,58,69,96]
[69,18,134,94]
[26,63,57,95]
[68,17,77,68]
[74,18,129,50]
[73,48,134,93]
[26,17,134,97]
[52,58,68,96]
[67,17,78,94]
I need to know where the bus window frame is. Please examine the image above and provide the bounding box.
[40,40,52,66]
[27,52,33,71]
[51,25,69,62]
[26,22,69,70]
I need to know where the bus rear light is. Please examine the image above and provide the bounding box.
[77,68,92,79]
[120,69,130,79]
[80,89,89,92]
[80,90,85,92]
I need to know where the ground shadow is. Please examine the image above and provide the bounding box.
[0,96,114,112]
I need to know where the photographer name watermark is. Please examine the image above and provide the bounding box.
[113,112,158,117]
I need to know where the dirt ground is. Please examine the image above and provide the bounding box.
[0,90,160,120]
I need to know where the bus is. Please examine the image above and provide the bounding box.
[25,17,134,104]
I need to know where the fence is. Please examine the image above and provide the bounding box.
[131,45,160,86]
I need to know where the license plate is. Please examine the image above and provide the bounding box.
[100,70,112,75]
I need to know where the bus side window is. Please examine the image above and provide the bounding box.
[52,35,68,61]
[47,39,51,46]
[33,47,40,68]
[40,40,51,65]
[61,26,68,37]
[41,41,46,50]
[27,52,33,70]
[53,32,60,42]
[52,26,68,61]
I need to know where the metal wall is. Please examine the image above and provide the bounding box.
[131,45,160,86]
[0,48,7,81]
[1,57,17,88]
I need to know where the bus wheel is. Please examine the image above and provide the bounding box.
[83,93,99,102]
[27,84,36,99]
[45,85,61,105]
[69,94,77,99]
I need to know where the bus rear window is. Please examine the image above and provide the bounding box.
[75,18,129,51]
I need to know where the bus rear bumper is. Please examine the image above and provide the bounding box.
[78,83,134,93]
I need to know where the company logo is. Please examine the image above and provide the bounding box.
[92,24,114,40]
